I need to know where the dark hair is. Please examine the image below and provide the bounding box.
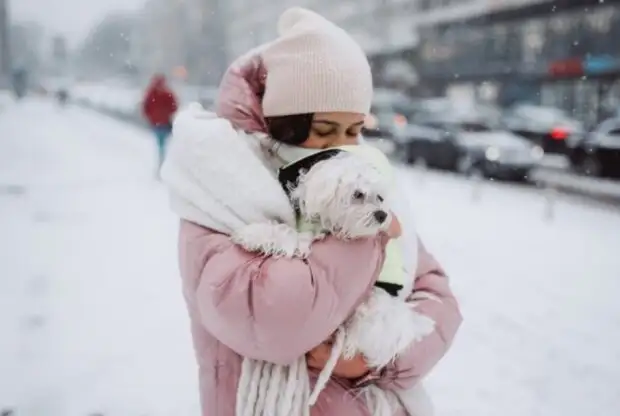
[265,113,314,145]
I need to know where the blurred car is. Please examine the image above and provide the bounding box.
[405,109,544,180]
[501,104,584,155]
[362,108,417,157]
[371,88,419,118]
[361,89,419,157]
[568,118,620,178]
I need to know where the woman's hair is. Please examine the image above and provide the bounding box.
[265,113,314,145]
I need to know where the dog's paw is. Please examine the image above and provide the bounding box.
[294,231,316,258]
[231,223,274,253]
[343,289,435,369]
[232,223,306,258]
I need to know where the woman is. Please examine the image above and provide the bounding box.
[162,8,462,416]
[142,74,178,174]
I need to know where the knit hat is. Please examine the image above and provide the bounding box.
[261,7,373,117]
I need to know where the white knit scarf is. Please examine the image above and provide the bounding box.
[161,104,435,416]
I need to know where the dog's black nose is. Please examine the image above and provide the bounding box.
[373,210,388,224]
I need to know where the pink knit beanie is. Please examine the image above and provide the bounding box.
[261,8,373,117]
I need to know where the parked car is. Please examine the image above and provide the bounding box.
[363,107,433,159]
[362,89,419,157]
[501,104,584,155]
[404,110,544,180]
[371,88,418,118]
[568,118,620,178]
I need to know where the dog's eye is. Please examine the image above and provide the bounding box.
[377,195,384,203]
[353,190,366,201]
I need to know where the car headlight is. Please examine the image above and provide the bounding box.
[530,145,544,160]
[485,146,500,161]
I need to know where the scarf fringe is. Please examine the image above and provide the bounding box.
[236,318,417,416]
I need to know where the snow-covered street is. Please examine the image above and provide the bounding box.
[1,98,619,416]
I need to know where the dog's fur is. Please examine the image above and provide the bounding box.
[231,151,435,415]
[232,153,392,257]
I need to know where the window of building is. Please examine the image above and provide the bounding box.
[489,24,508,63]
[522,19,545,65]
[549,13,571,35]
[585,7,614,33]
[546,12,579,59]
[581,6,617,56]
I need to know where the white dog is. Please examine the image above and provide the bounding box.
[232,151,392,258]
[232,148,435,416]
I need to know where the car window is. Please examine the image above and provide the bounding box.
[596,119,620,135]
[458,122,493,132]
[417,119,443,129]
[419,120,456,137]
[513,105,570,123]
[608,128,620,137]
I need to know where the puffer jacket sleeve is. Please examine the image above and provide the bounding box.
[375,238,462,391]
[180,220,388,366]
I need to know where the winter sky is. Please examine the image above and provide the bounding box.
[12,0,147,46]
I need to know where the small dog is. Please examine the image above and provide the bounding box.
[232,147,435,416]
[232,150,391,258]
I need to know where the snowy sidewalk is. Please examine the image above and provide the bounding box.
[399,168,620,416]
[1,99,619,416]
[0,99,198,415]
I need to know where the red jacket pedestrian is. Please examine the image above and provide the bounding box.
[142,75,178,127]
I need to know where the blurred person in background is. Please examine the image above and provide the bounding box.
[11,68,28,100]
[142,74,178,176]
[55,87,69,107]
[161,8,461,416]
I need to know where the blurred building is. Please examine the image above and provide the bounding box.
[52,36,67,63]
[0,0,10,86]
[77,13,136,80]
[224,0,420,90]
[131,0,185,82]
[131,0,227,86]
[50,36,68,74]
[416,0,620,126]
[201,0,620,124]
[224,0,413,58]
[197,0,228,85]
[10,21,45,78]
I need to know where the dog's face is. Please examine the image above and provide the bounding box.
[291,153,391,238]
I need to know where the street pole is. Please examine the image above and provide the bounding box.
[0,0,11,87]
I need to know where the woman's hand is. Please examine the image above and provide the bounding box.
[387,211,402,239]
[307,342,370,379]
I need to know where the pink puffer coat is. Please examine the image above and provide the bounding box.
[177,50,463,415]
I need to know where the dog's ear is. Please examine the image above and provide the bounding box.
[277,149,344,197]
[295,157,349,222]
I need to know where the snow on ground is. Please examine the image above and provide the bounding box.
[1,98,619,416]
[397,168,620,416]
[0,91,13,110]
[0,99,198,415]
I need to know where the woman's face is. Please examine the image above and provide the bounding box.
[301,112,365,149]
